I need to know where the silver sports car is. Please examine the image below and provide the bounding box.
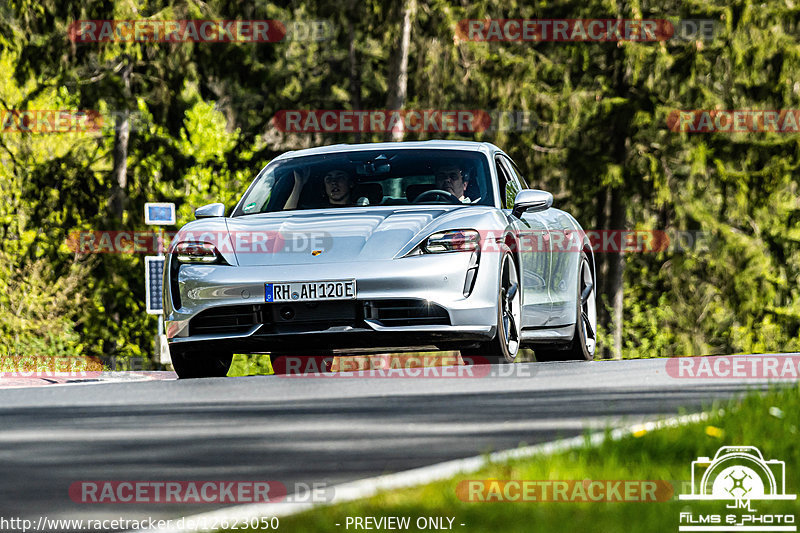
[163,141,597,378]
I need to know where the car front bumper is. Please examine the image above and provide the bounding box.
[164,253,500,353]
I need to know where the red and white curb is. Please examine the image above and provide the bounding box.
[0,371,176,389]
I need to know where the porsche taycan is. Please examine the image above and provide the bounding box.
[163,141,597,377]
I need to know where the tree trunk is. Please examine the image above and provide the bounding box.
[605,187,625,359]
[384,0,416,142]
[599,38,629,360]
[348,19,362,143]
[110,58,132,222]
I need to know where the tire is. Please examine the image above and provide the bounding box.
[269,354,286,375]
[170,344,233,378]
[460,248,521,365]
[534,252,597,362]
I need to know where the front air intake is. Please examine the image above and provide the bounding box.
[189,304,262,335]
[364,299,450,327]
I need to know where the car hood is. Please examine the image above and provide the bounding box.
[223,206,496,266]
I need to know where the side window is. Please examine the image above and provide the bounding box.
[497,157,521,210]
[507,159,530,189]
[494,157,511,209]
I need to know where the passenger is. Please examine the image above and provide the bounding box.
[283,168,357,210]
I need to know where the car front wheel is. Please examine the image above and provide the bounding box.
[461,249,521,365]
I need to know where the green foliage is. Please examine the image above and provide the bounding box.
[0,248,91,360]
[1,0,799,362]
[227,353,274,377]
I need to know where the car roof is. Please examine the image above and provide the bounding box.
[272,140,503,162]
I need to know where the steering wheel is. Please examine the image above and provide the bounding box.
[412,189,463,205]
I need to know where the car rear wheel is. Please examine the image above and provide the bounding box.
[534,252,596,362]
[170,345,233,378]
[461,249,521,365]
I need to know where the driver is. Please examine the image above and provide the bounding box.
[283,168,357,210]
[433,164,471,203]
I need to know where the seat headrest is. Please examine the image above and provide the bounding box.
[353,182,383,205]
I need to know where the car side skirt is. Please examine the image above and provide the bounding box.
[520,324,576,346]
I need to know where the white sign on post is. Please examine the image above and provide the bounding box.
[144,202,176,225]
[144,202,175,366]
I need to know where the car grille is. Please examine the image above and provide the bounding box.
[188,299,451,336]
[189,302,358,336]
[365,299,450,327]
[189,305,262,335]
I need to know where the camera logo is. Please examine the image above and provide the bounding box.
[680,446,794,501]
[677,446,796,533]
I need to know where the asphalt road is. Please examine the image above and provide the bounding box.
[0,357,790,529]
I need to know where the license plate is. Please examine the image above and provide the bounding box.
[265,280,356,303]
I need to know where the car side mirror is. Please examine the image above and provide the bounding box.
[512,190,553,218]
[194,203,225,219]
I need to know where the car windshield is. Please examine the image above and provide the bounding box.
[232,149,494,216]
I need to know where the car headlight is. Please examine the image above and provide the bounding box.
[174,241,221,263]
[423,230,480,253]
